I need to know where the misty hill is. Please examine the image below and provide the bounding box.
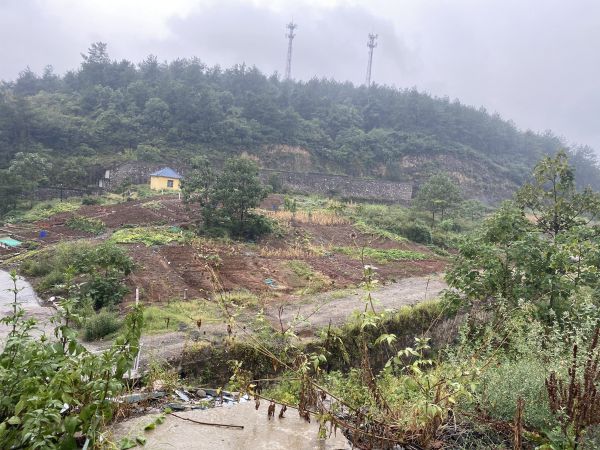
[1,42,598,201]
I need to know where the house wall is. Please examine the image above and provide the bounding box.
[150,176,181,191]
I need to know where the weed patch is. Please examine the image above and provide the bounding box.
[334,246,427,263]
[143,300,220,334]
[262,209,350,226]
[141,200,163,210]
[7,200,81,223]
[353,220,407,242]
[110,226,188,246]
[82,310,122,341]
[66,215,106,234]
[287,260,331,294]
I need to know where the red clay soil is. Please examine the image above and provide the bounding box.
[3,196,196,247]
[4,194,447,304]
[42,196,193,229]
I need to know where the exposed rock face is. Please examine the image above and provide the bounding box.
[102,145,520,205]
[259,169,413,203]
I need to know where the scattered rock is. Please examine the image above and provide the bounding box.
[196,389,207,398]
[166,402,188,411]
[175,389,190,402]
[120,391,166,404]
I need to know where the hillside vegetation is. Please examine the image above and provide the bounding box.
[1,42,599,204]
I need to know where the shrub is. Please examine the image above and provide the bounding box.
[268,173,283,193]
[83,310,122,341]
[37,270,66,292]
[401,223,432,244]
[0,287,143,448]
[20,258,53,277]
[439,219,460,232]
[478,357,556,430]
[66,215,106,234]
[232,213,274,239]
[81,196,102,205]
[82,275,129,310]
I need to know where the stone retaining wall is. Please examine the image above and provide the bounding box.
[102,163,413,203]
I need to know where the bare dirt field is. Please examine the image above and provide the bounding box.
[2,193,449,362]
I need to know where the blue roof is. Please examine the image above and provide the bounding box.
[150,167,182,179]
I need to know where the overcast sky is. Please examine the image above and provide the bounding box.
[2,0,599,151]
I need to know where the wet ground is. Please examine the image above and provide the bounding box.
[0,269,55,345]
[110,401,350,449]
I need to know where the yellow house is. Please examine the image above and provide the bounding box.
[149,167,183,191]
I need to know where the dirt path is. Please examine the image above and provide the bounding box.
[103,274,447,365]
[267,274,447,334]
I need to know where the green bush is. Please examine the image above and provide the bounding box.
[81,196,102,205]
[83,310,122,341]
[66,215,106,234]
[82,275,129,310]
[20,258,53,277]
[478,357,556,430]
[230,213,274,239]
[401,223,432,244]
[439,219,460,232]
[37,270,66,292]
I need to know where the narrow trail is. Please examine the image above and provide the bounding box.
[104,274,448,364]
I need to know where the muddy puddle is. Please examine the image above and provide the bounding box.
[110,401,350,449]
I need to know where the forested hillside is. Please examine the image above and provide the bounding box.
[1,42,599,198]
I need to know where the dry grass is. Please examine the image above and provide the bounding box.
[261,209,350,226]
[258,243,328,258]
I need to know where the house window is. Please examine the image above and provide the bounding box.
[167,179,174,188]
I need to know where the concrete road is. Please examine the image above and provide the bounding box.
[0,270,55,346]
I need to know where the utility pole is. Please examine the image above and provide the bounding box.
[285,21,297,80]
[365,33,378,87]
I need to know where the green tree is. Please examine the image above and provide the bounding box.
[415,173,462,225]
[8,152,52,189]
[448,153,600,316]
[516,150,600,237]
[182,156,268,237]
[213,157,268,234]
[181,155,217,226]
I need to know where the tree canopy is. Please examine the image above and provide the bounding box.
[182,156,269,238]
[414,173,462,225]
[1,42,598,196]
[447,152,600,316]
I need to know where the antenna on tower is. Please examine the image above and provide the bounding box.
[285,21,297,80]
[365,33,378,87]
